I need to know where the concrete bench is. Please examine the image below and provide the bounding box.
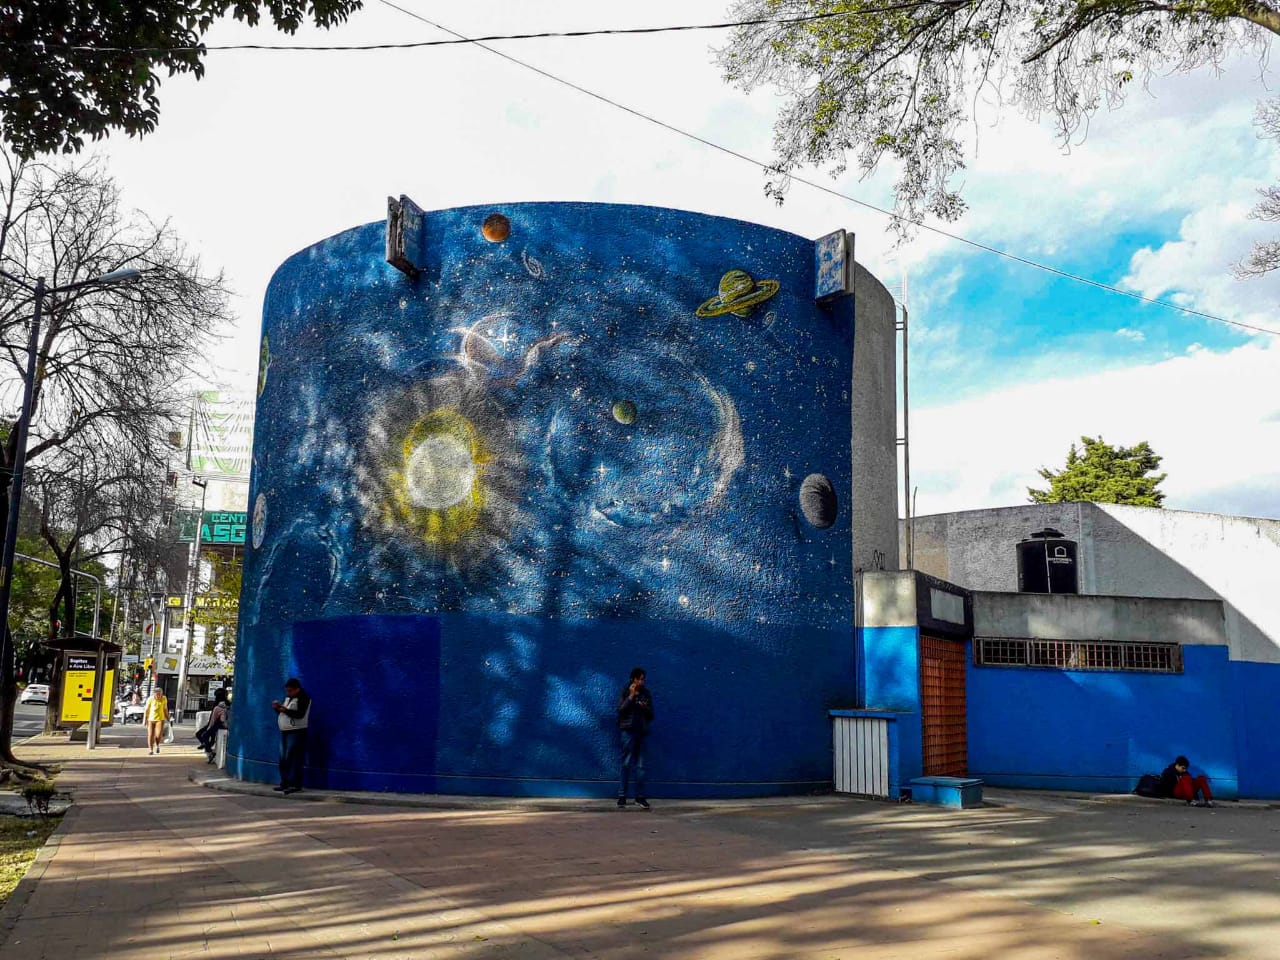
[909,776,984,809]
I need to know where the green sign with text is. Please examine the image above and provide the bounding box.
[175,510,247,545]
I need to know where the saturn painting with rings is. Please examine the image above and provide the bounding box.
[695,269,780,318]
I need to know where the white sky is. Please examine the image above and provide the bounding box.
[96,0,1280,519]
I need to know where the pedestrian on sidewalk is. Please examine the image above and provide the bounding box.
[616,667,654,809]
[144,684,169,755]
[1158,755,1215,807]
[272,678,311,794]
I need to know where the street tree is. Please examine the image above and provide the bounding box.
[1028,436,1166,507]
[191,552,242,663]
[29,440,161,643]
[0,150,229,766]
[0,0,364,159]
[9,535,61,673]
[717,0,1280,229]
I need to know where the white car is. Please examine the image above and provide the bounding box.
[19,683,49,704]
[115,700,146,724]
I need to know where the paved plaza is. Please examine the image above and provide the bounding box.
[1,727,1278,959]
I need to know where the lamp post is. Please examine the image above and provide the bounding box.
[0,267,142,726]
[174,476,208,722]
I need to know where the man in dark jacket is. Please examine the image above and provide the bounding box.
[616,667,654,809]
[1158,755,1215,807]
[272,678,311,795]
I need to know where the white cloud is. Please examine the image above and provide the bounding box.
[1115,328,1146,342]
[907,338,1280,519]
[1123,202,1280,333]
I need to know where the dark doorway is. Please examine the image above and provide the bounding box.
[920,634,967,776]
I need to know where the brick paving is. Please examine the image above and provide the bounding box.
[2,733,1276,958]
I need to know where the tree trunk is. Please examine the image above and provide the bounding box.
[0,491,22,765]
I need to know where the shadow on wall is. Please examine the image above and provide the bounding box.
[228,612,855,798]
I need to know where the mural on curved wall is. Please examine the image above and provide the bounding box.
[231,202,864,797]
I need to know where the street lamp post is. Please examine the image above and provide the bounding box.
[174,476,208,722]
[0,267,141,732]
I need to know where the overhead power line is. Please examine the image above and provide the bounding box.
[5,5,937,54]
[373,0,1279,338]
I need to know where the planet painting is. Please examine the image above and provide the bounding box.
[257,334,271,397]
[612,400,637,425]
[799,472,838,529]
[482,213,511,242]
[695,269,780,318]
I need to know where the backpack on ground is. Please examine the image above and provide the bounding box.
[1133,773,1162,797]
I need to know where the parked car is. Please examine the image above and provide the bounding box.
[19,683,49,704]
[115,700,146,724]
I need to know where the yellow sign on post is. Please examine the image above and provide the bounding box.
[59,655,115,724]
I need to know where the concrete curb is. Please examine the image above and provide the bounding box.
[189,767,859,815]
[0,804,76,952]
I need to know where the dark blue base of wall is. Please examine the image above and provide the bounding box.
[229,612,853,797]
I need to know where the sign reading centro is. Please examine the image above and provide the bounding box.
[175,510,247,544]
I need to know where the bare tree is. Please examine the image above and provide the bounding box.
[0,149,229,766]
[29,439,161,639]
[1236,97,1280,279]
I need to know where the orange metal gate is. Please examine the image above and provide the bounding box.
[920,634,968,777]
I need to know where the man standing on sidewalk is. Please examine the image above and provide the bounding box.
[272,678,311,794]
[616,667,654,809]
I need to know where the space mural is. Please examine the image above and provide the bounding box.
[231,202,864,797]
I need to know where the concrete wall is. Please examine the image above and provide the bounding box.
[851,265,898,575]
[973,592,1227,647]
[232,202,898,797]
[906,503,1280,663]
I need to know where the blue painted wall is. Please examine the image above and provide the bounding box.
[1229,660,1280,798]
[967,644,1240,798]
[854,624,922,791]
[231,203,858,796]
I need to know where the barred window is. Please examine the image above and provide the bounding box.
[974,637,1182,673]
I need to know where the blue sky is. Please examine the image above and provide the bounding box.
[94,0,1280,519]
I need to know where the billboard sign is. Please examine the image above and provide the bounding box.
[175,510,248,545]
[59,655,114,723]
[187,390,253,479]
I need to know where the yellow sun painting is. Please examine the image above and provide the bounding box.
[386,409,490,545]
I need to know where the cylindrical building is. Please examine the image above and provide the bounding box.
[230,202,896,797]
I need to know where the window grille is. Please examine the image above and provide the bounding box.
[974,637,1182,674]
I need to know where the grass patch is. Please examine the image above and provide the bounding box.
[0,815,59,906]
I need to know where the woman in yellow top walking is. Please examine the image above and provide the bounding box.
[144,686,169,755]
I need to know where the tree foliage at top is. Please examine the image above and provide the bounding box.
[0,1,363,158]
[1028,435,1167,507]
[718,0,1280,228]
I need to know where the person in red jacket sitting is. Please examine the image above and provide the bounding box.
[1159,755,1214,807]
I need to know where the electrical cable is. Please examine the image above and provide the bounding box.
[3,4,948,54]
[374,0,1279,338]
